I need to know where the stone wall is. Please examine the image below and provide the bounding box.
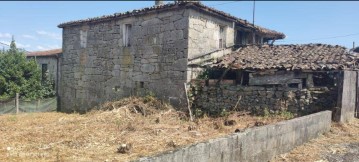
[59,6,242,112]
[187,9,235,60]
[134,111,332,162]
[59,9,191,112]
[191,84,337,116]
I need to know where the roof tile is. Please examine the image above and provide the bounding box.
[27,49,62,57]
[58,1,284,39]
[208,44,357,71]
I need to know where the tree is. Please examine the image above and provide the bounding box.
[0,38,55,100]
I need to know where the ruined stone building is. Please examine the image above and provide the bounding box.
[190,44,359,121]
[57,1,285,112]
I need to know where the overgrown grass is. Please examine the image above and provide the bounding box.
[263,108,295,120]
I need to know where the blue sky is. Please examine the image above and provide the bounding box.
[0,1,358,51]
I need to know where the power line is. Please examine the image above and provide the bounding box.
[277,33,359,42]
[208,1,240,7]
[0,42,9,46]
[0,42,30,53]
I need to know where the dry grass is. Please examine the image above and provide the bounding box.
[0,97,288,162]
[272,118,359,162]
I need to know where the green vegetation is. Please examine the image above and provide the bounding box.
[262,107,295,120]
[197,69,210,80]
[0,38,55,100]
[143,91,156,103]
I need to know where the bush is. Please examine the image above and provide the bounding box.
[0,39,55,100]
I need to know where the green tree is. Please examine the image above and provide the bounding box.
[0,38,55,100]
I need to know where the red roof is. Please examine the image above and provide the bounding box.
[27,49,62,57]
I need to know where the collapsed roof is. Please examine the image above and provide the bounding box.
[58,1,285,39]
[205,44,358,71]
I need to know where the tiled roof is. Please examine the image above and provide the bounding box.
[58,1,285,39]
[27,49,62,57]
[207,44,358,71]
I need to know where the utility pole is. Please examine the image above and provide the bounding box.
[252,0,256,26]
[353,41,355,50]
[252,0,256,44]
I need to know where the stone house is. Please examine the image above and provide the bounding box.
[27,49,62,92]
[57,1,285,112]
[190,44,359,122]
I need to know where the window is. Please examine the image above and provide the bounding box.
[236,31,243,45]
[80,30,87,48]
[219,26,225,48]
[140,82,144,88]
[247,32,254,44]
[41,64,48,82]
[255,35,261,44]
[236,31,250,45]
[124,24,132,47]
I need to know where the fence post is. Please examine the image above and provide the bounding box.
[16,93,19,114]
[37,99,41,112]
[184,83,193,122]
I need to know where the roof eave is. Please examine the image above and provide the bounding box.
[57,2,285,38]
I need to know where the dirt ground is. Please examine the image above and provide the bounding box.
[272,118,359,162]
[0,97,289,162]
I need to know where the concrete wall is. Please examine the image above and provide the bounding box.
[192,85,336,116]
[134,111,332,162]
[59,9,190,112]
[335,70,357,122]
[187,8,235,60]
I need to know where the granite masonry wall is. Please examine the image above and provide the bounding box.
[187,9,235,59]
[135,110,332,162]
[59,7,237,112]
[60,9,191,112]
[186,9,235,82]
[191,85,337,115]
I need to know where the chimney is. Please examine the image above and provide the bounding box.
[155,0,164,6]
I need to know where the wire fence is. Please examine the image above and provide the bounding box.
[0,97,57,115]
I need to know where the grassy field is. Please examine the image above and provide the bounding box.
[0,97,289,162]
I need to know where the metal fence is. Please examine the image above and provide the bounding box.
[0,97,57,114]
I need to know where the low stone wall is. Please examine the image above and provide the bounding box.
[191,85,337,115]
[134,111,332,162]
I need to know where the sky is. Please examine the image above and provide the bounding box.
[0,1,358,52]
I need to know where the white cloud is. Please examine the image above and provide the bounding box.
[36,45,46,50]
[36,30,61,40]
[17,43,31,48]
[47,45,60,49]
[0,33,11,39]
[36,44,60,50]
[22,34,37,40]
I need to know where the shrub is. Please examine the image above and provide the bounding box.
[0,39,55,100]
